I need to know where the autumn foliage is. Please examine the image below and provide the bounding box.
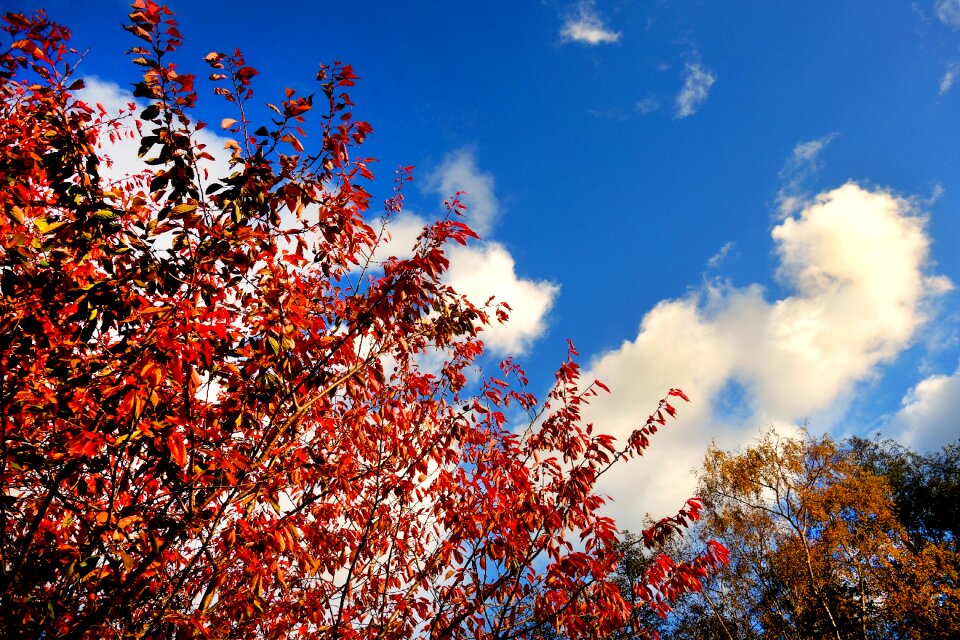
[642,430,960,639]
[0,3,728,639]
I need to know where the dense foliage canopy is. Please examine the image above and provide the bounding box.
[0,4,727,638]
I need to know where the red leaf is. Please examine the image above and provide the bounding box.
[168,433,187,467]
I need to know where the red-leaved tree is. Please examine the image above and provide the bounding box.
[0,4,728,638]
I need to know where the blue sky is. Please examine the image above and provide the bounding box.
[18,0,960,526]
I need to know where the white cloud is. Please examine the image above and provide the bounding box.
[579,183,949,529]
[445,243,558,355]
[935,0,960,27]
[75,77,148,184]
[560,1,621,46]
[892,362,960,451]
[367,212,430,265]
[371,226,558,355]
[939,63,960,95]
[427,151,558,355]
[674,63,716,119]
[378,150,558,356]
[928,183,946,205]
[76,77,232,187]
[424,149,499,238]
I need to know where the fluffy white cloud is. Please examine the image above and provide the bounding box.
[424,149,499,237]
[424,151,558,355]
[935,0,960,27]
[560,1,621,46]
[372,228,558,355]
[891,362,960,450]
[674,63,716,119]
[378,150,558,356]
[75,78,148,183]
[580,183,950,529]
[367,212,430,265]
[445,243,558,354]
[940,63,960,95]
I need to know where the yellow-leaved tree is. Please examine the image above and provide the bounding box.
[619,430,960,639]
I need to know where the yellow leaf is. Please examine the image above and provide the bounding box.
[34,218,66,234]
[171,202,197,215]
[120,550,134,573]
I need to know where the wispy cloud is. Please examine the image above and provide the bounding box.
[706,241,735,269]
[674,63,716,118]
[939,62,960,94]
[588,106,629,121]
[791,135,837,162]
[778,132,839,215]
[560,1,621,46]
[935,0,960,28]
[927,183,946,205]
[636,97,659,115]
